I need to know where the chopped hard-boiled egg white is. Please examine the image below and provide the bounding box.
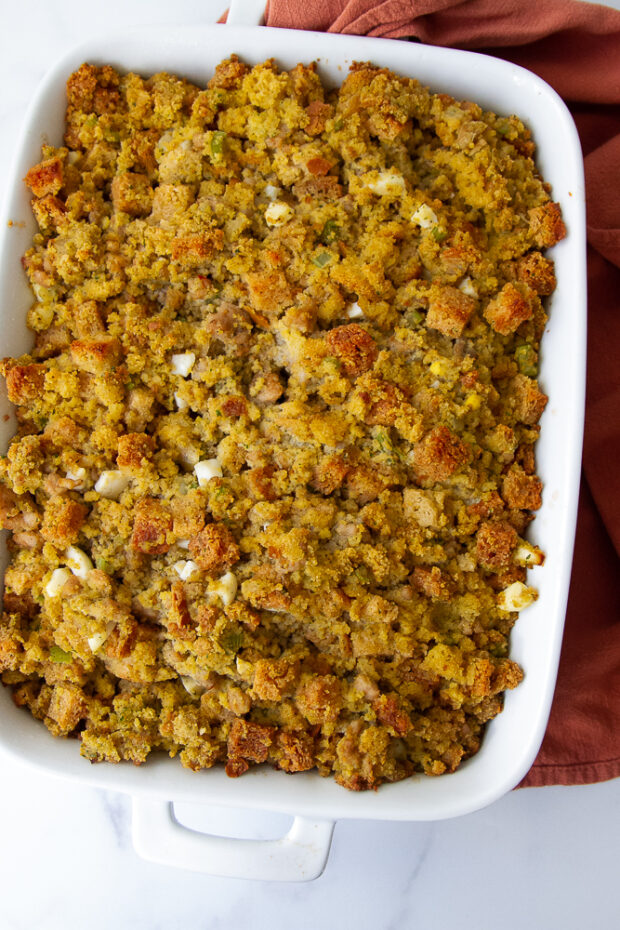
[346,302,364,319]
[208,571,238,606]
[173,559,199,581]
[94,470,130,500]
[514,542,544,567]
[65,467,86,487]
[236,655,254,680]
[181,676,206,698]
[264,184,280,201]
[459,277,478,298]
[265,201,292,226]
[367,170,406,198]
[194,458,222,486]
[183,447,201,468]
[411,204,438,229]
[65,546,94,580]
[174,391,189,410]
[497,581,537,612]
[171,352,196,378]
[45,567,72,598]
[87,621,115,653]
[456,552,476,573]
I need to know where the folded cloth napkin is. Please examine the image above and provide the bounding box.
[255,0,620,787]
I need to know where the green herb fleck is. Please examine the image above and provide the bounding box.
[85,115,98,129]
[311,251,331,269]
[431,227,447,243]
[50,646,72,664]
[333,119,344,131]
[515,343,538,377]
[221,630,244,654]
[205,288,221,305]
[374,428,404,464]
[324,356,341,372]
[404,308,424,327]
[319,220,341,245]
[95,558,112,574]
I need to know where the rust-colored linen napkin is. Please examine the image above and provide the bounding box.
[253,0,620,786]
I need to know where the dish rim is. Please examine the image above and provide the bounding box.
[0,22,586,823]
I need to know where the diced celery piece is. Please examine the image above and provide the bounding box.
[311,252,331,268]
[515,343,538,377]
[211,131,227,156]
[320,220,341,245]
[50,646,72,664]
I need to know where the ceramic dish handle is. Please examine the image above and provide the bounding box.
[132,798,335,881]
[226,0,266,26]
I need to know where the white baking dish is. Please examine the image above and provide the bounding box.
[0,0,586,881]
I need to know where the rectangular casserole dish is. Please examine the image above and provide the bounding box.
[0,4,586,880]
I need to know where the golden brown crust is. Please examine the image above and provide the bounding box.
[24,157,64,198]
[2,362,45,405]
[66,63,99,110]
[484,282,534,336]
[252,656,298,701]
[110,172,153,217]
[516,252,556,296]
[412,427,469,483]
[117,433,155,472]
[40,496,87,547]
[411,565,452,599]
[502,467,543,511]
[305,100,333,136]
[188,523,240,574]
[131,498,173,554]
[208,55,250,91]
[171,230,224,264]
[296,674,343,724]
[427,285,475,338]
[311,454,350,496]
[509,374,548,425]
[246,270,293,316]
[227,718,274,763]
[476,520,518,570]
[31,194,67,232]
[70,337,122,374]
[277,730,315,772]
[528,202,567,248]
[325,324,378,378]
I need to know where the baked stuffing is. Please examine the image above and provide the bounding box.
[0,58,563,789]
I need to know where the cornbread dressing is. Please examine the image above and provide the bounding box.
[0,58,564,790]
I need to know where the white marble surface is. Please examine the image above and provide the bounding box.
[1,1,619,926]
